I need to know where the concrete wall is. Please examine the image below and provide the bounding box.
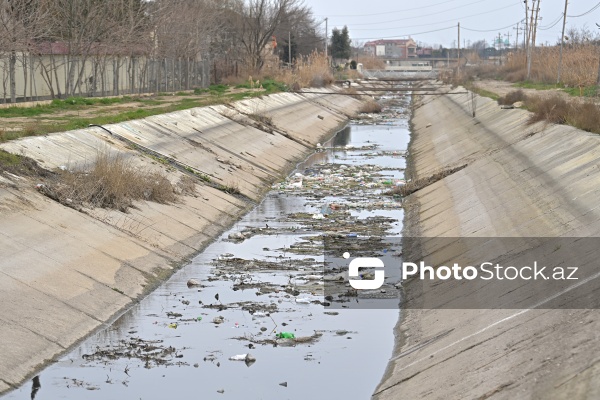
[0,54,209,102]
[374,88,600,399]
[0,87,363,394]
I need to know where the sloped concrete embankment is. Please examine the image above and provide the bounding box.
[0,87,364,394]
[374,88,600,399]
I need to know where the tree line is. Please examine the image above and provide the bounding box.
[0,0,326,102]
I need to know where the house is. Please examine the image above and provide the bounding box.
[364,38,418,59]
[416,47,432,57]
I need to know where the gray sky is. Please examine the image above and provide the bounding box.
[303,0,600,48]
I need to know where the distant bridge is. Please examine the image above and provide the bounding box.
[361,69,438,79]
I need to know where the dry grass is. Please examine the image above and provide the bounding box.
[278,51,334,88]
[504,45,598,87]
[498,89,527,106]
[358,99,382,113]
[527,95,570,125]
[224,51,334,90]
[176,175,197,196]
[458,44,600,91]
[386,165,467,197]
[44,151,177,211]
[359,57,386,70]
[220,180,241,195]
[526,95,600,134]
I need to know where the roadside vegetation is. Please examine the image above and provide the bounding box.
[524,94,600,133]
[442,27,600,136]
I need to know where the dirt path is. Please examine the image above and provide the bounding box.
[473,79,600,105]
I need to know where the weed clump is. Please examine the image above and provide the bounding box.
[358,100,382,114]
[498,90,527,106]
[525,95,600,134]
[527,95,570,125]
[386,165,467,197]
[45,151,177,211]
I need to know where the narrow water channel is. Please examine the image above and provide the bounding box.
[4,94,411,400]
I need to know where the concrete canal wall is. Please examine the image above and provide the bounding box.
[374,87,600,399]
[0,87,365,394]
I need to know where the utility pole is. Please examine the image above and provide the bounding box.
[498,32,502,65]
[557,0,568,83]
[289,31,292,66]
[532,0,541,47]
[596,24,600,95]
[457,22,460,76]
[526,0,533,79]
[527,0,541,79]
[514,22,521,49]
[505,31,511,49]
[324,18,328,58]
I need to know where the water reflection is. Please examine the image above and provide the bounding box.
[332,125,351,147]
[30,377,40,400]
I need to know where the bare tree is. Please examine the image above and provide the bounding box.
[0,0,49,102]
[235,0,304,71]
[273,2,322,61]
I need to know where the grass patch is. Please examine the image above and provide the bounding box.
[468,85,499,101]
[514,81,598,98]
[234,79,286,93]
[514,81,558,91]
[562,86,599,97]
[0,105,48,118]
[0,85,279,143]
[0,149,21,166]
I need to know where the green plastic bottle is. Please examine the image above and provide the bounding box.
[276,332,295,339]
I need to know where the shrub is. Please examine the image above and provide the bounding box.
[498,90,527,105]
[569,102,600,133]
[527,95,570,125]
[358,99,382,113]
[47,151,177,211]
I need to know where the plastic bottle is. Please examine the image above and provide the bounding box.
[276,332,295,339]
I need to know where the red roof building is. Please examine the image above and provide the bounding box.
[364,38,418,58]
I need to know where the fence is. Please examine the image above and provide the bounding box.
[0,53,211,103]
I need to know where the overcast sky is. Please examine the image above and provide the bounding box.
[303,0,600,48]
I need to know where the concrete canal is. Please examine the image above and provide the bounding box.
[3,93,411,400]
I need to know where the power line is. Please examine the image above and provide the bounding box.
[538,13,563,30]
[351,4,524,32]
[538,13,564,30]
[313,0,477,18]
[462,21,522,33]
[329,1,521,27]
[351,25,456,41]
[567,1,600,18]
